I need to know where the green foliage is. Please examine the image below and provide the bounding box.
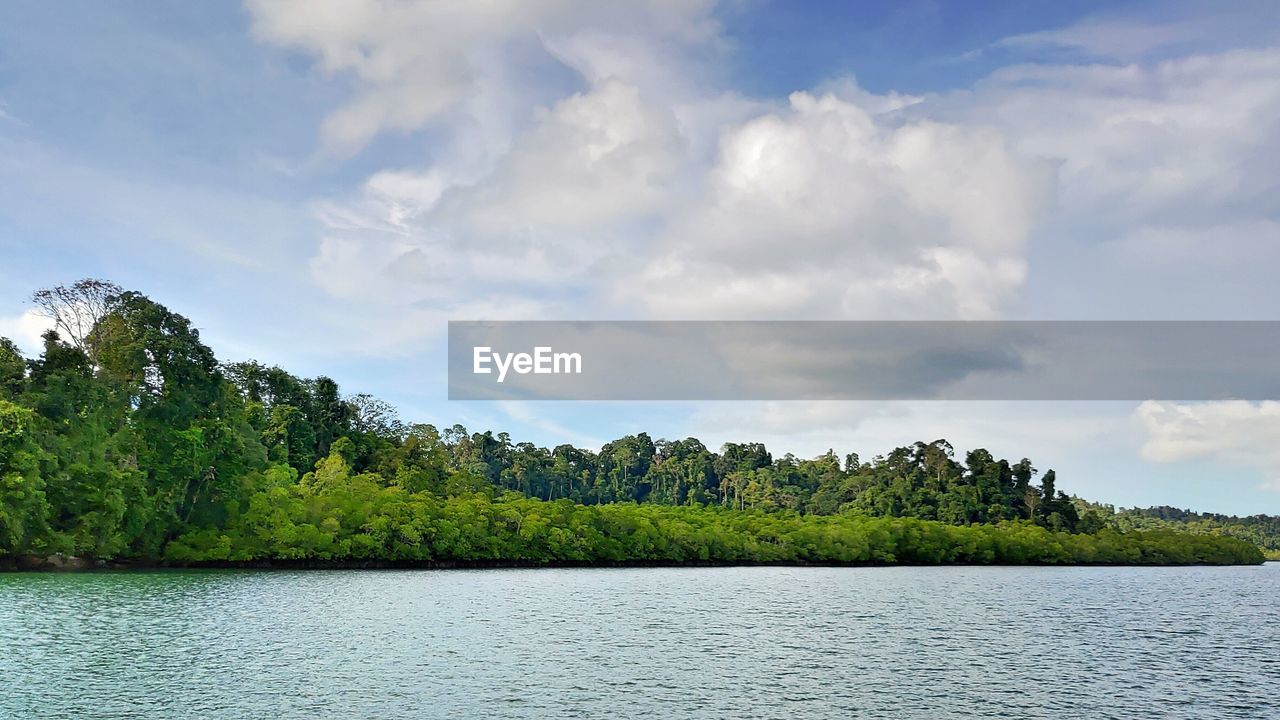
[0,338,25,400]
[1075,499,1280,560]
[0,280,1270,568]
[163,454,1264,566]
[0,400,53,554]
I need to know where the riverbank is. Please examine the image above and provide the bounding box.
[6,550,1267,572]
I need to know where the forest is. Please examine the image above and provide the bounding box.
[0,280,1267,566]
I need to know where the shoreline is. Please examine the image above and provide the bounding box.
[4,555,1268,572]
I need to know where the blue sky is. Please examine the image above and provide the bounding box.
[3,0,1280,514]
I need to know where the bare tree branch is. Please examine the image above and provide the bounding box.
[30,278,123,364]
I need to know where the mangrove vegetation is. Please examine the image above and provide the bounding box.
[0,280,1267,567]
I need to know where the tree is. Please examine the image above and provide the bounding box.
[30,278,122,366]
[0,338,25,399]
[5,279,1270,567]
[0,400,52,553]
[1034,470,1080,532]
[347,393,402,439]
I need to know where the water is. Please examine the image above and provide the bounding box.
[2,564,1277,719]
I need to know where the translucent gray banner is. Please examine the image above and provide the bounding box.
[448,321,1280,401]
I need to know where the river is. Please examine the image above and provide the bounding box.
[2,564,1276,718]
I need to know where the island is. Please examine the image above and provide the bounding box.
[1,281,1269,569]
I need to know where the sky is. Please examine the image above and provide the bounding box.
[2,0,1280,514]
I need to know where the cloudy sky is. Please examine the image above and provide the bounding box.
[2,0,1279,514]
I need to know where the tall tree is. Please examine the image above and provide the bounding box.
[0,338,25,399]
[30,279,122,367]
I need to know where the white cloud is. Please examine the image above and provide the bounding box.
[0,308,54,355]
[307,77,686,320]
[690,401,904,456]
[994,3,1280,61]
[305,78,1055,331]
[1136,400,1280,491]
[246,0,718,156]
[997,19,1205,60]
[255,13,1280,353]
[632,91,1052,319]
[689,400,1129,469]
[443,79,684,234]
[266,16,1280,333]
[251,2,1057,333]
[946,48,1280,225]
[928,46,1280,318]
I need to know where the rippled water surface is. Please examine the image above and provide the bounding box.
[2,564,1277,719]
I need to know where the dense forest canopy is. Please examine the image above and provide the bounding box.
[0,280,1268,565]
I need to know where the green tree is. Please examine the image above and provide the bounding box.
[0,400,53,553]
[0,338,25,399]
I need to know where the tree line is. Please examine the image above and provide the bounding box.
[0,280,1266,566]
[1073,501,1280,560]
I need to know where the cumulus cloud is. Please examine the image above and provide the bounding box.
[1136,401,1280,491]
[304,77,1056,327]
[632,91,1052,319]
[248,1,1071,332]
[308,77,686,316]
[247,2,1280,359]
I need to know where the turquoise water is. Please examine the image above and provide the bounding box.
[2,564,1277,718]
